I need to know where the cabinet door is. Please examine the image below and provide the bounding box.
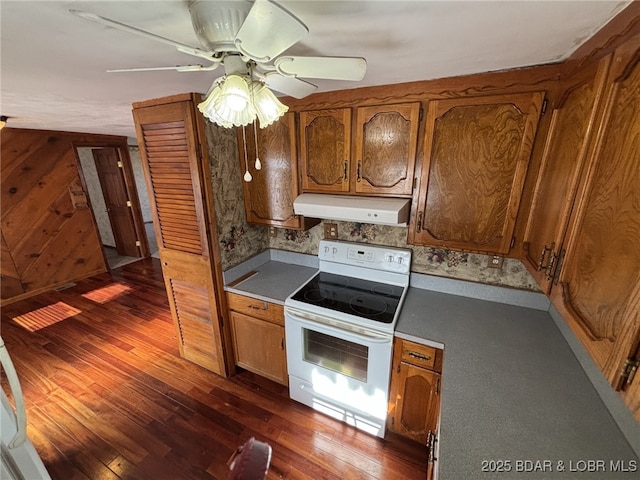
[299,109,351,193]
[410,92,545,254]
[551,41,640,419]
[237,113,303,228]
[354,103,421,195]
[522,59,611,292]
[390,362,440,445]
[230,311,288,386]
[133,96,230,376]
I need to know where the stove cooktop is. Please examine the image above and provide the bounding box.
[290,271,405,324]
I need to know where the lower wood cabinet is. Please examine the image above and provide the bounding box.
[227,292,288,386]
[388,337,443,478]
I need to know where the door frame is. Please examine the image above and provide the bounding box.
[73,138,150,264]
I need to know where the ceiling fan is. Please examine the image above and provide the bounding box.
[69,0,367,101]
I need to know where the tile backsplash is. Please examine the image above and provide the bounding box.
[204,120,539,292]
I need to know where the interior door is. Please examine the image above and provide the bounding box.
[133,94,231,377]
[92,148,141,258]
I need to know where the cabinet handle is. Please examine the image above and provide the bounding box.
[280,338,285,350]
[248,302,268,311]
[356,161,361,182]
[343,161,348,181]
[408,351,431,362]
[416,212,423,232]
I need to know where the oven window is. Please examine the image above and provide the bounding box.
[303,329,368,382]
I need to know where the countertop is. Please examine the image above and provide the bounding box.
[224,260,317,304]
[225,258,639,479]
[396,288,638,479]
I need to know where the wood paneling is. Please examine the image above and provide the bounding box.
[0,129,107,305]
[0,259,427,480]
[1,232,24,298]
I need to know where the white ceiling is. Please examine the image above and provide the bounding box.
[0,0,632,139]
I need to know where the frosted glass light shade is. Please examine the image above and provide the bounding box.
[198,76,288,129]
[197,85,233,128]
[252,83,289,128]
[216,75,250,112]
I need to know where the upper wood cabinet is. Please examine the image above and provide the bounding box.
[522,58,611,293]
[299,103,421,196]
[547,40,640,420]
[299,108,352,193]
[237,113,318,229]
[409,92,545,254]
[354,103,421,195]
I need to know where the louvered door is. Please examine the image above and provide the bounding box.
[132,94,230,376]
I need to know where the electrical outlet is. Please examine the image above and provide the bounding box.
[487,255,504,269]
[269,227,277,238]
[324,222,338,239]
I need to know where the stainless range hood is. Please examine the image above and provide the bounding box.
[293,193,411,227]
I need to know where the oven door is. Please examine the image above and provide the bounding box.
[284,306,393,437]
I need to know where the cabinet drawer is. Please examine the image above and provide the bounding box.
[400,340,441,372]
[227,292,284,326]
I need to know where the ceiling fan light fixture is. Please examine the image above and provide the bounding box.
[216,74,251,112]
[197,85,233,128]
[252,83,289,128]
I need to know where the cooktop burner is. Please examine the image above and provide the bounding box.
[291,272,404,324]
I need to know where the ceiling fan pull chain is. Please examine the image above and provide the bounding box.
[253,119,262,171]
[242,125,252,182]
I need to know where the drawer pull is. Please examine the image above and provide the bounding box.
[408,351,431,362]
[248,302,268,311]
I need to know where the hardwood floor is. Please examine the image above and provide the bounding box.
[1,258,427,480]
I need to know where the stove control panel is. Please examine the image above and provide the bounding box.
[319,240,411,274]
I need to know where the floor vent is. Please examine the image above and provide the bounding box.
[54,283,77,292]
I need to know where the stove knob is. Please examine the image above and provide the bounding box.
[397,257,404,264]
[332,247,338,254]
[324,246,330,254]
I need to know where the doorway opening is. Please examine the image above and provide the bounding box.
[75,143,157,270]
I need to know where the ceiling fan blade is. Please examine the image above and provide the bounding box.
[69,9,215,62]
[263,73,317,99]
[107,64,221,73]
[234,0,308,62]
[275,56,367,81]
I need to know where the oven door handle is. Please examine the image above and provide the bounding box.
[285,307,393,344]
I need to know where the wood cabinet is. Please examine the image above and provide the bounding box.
[132,93,232,377]
[522,35,640,420]
[299,108,352,193]
[409,92,545,254]
[522,59,610,292]
[299,103,421,196]
[237,113,318,230]
[227,292,288,386]
[388,338,442,477]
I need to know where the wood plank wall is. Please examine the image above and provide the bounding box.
[0,128,128,305]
